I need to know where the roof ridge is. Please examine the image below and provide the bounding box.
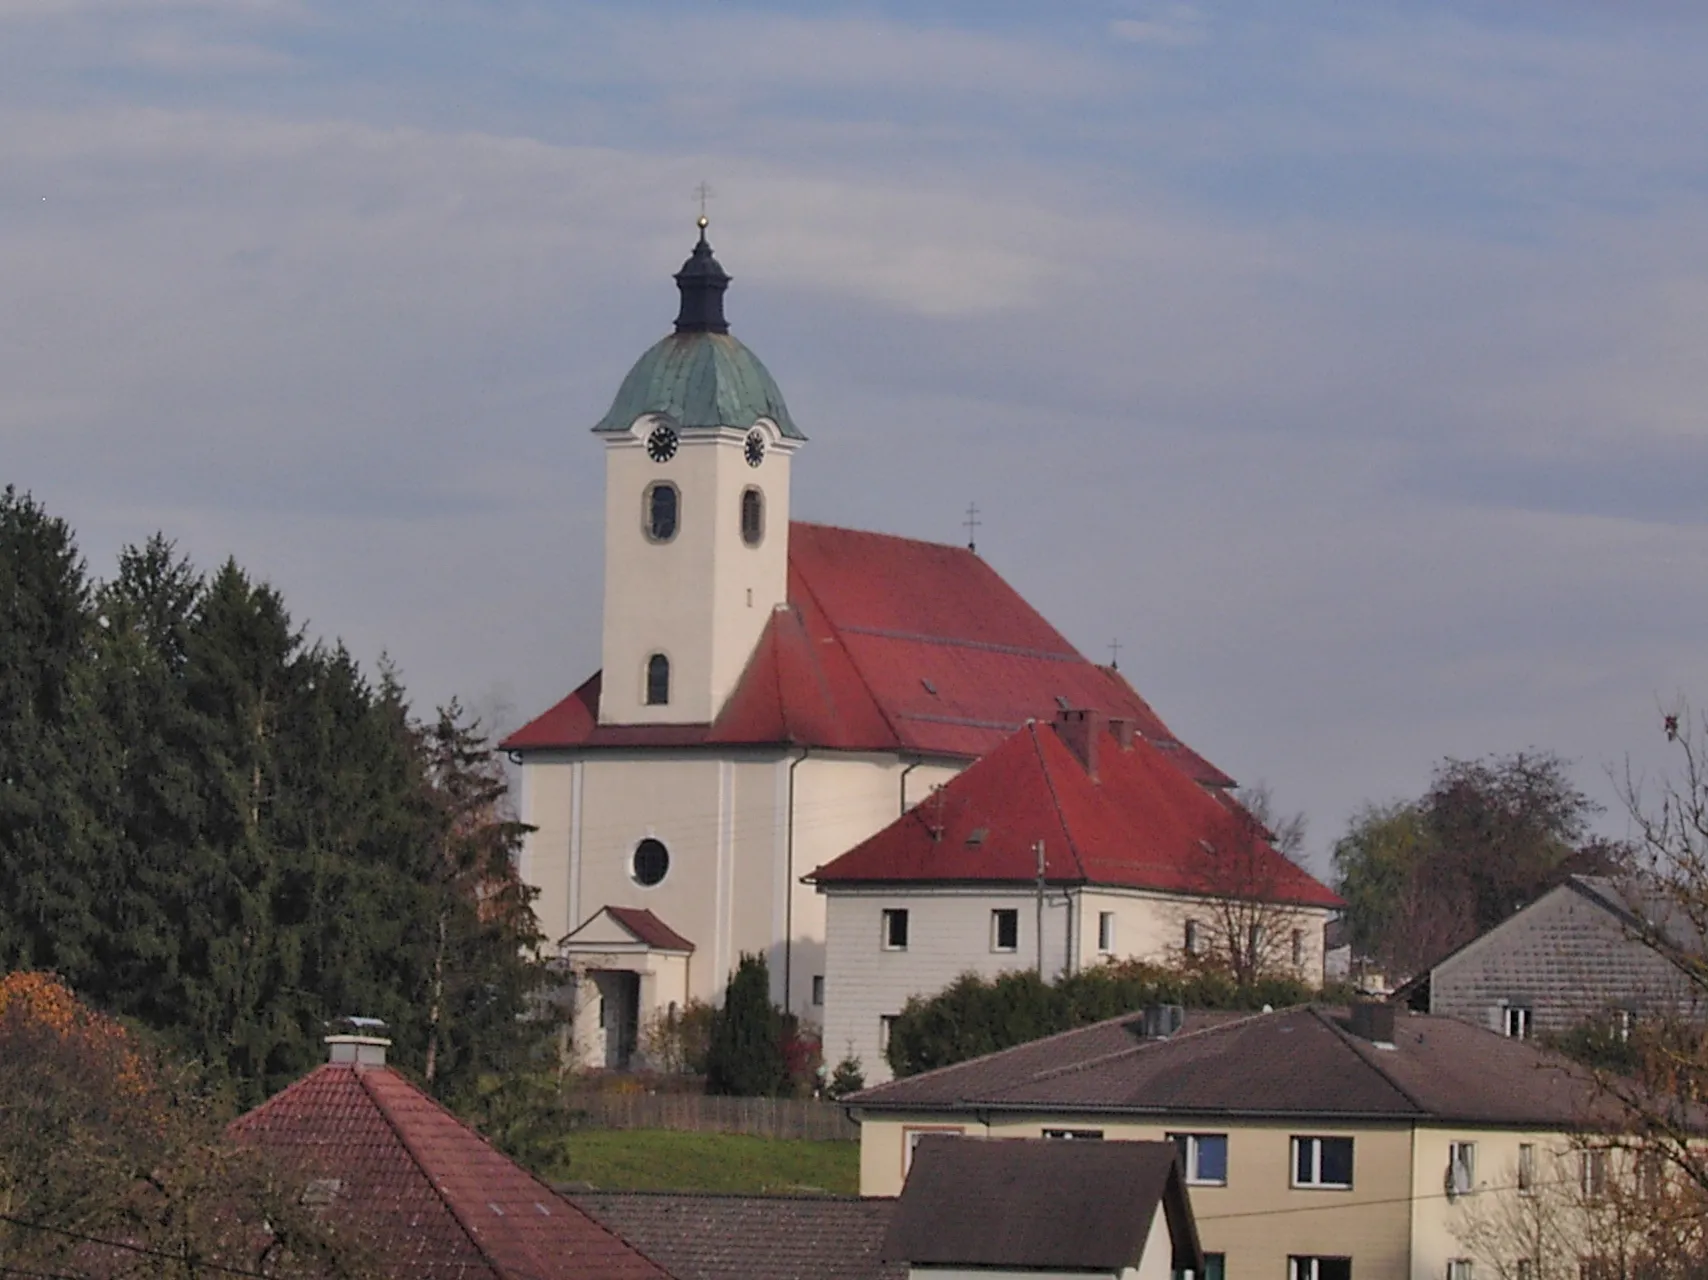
[1029,722,1088,882]
[1307,1007,1431,1116]
[788,551,907,749]
[1011,1007,1278,1090]
[568,1189,888,1204]
[356,1068,511,1279]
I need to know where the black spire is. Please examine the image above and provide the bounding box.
[673,217,731,334]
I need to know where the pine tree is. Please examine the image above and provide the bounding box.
[705,953,787,1097]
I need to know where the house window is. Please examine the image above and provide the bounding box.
[740,487,764,547]
[991,908,1019,952]
[1292,928,1305,966]
[1171,1133,1228,1186]
[1448,1261,1475,1280]
[644,481,679,542]
[1448,1142,1476,1197]
[811,975,824,1006]
[881,909,909,950]
[879,1015,897,1053]
[902,1125,963,1173]
[1098,911,1115,953]
[1043,1128,1104,1140]
[1174,1256,1225,1280]
[1503,1005,1532,1039]
[1292,1136,1354,1189]
[1616,1008,1637,1042]
[631,837,670,887]
[1637,1151,1663,1200]
[645,653,670,706]
[1184,918,1202,955]
[1581,1149,1608,1199]
[1289,1258,1351,1280]
[1517,1261,1534,1280]
[1517,1144,1535,1194]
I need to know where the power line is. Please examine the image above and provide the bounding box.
[0,1211,277,1280]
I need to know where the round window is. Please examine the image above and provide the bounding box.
[632,838,670,887]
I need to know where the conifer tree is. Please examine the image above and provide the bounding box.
[706,952,788,1097]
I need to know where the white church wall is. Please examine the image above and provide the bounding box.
[517,758,576,945]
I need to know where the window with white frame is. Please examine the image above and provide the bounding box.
[811,975,824,1006]
[879,1014,898,1053]
[1184,918,1202,955]
[1448,1141,1477,1197]
[1043,1128,1104,1141]
[1171,1133,1228,1186]
[1292,928,1305,966]
[1518,1143,1535,1194]
[1289,1257,1351,1280]
[903,1126,963,1173]
[881,908,909,950]
[1581,1148,1609,1199]
[1503,1005,1533,1039]
[1173,1256,1225,1280]
[1448,1260,1474,1280]
[991,908,1019,952]
[1098,911,1115,953]
[1292,1136,1354,1189]
[1516,1260,1534,1280]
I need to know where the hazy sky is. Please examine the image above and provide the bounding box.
[4,0,1706,872]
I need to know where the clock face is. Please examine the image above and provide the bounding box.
[646,425,679,463]
[744,430,765,468]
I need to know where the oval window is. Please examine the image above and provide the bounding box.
[645,483,679,542]
[740,487,764,547]
[632,837,670,887]
[645,653,670,706]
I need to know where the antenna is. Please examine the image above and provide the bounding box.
[963,502,982,554]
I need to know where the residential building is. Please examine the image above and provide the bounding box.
[809,709,1340,1081]
[570,1191,900,1280]
[845,1003,1630,1280]
[1395,874,1701,1039]
[228,1028,666,1280]
[502,223,1249,1064]
[882,1135,1202,1280]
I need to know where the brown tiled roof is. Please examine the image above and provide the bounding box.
[569,1192,899,1280]
[603,907,696,953]
[229,1063,669,1280]
[883,1136,1200,1274]
[850,1006,1629,1129]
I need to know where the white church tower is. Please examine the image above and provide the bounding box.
[593,217,805,726]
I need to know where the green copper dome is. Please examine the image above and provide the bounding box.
[593,225,804,440]
[593,330,803,439]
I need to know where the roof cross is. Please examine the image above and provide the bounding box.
[1108,638,1123,671]
[964,502,981,554]
[694,180,714,228]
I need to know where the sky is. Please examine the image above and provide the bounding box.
[3,0,1706,874]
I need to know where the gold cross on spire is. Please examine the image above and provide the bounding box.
[694,180,714,229]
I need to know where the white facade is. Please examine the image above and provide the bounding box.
[823,885,1331,1083]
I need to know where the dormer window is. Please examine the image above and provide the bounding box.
[740,487,764,547]
[644,482,679,543]
[645,654,670,706]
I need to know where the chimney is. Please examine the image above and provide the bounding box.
[1052,707,1105,778]
[1140,1004,1185,1039]
[1107,717,1136,751]
[326,1016,391,1067]
[1348,1001,1396,1048]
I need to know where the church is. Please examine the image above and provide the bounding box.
[503,220,1336,1071]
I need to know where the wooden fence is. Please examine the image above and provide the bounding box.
[564,1091,859,1142]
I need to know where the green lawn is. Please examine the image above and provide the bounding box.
[548,1129,859,1195]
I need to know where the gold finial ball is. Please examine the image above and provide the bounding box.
[697,214,709,229]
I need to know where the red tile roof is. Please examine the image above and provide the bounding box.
[603,907,695,953]
[502,523,1232,787]
[229,1063,670,1280]
[806,714,1341,908]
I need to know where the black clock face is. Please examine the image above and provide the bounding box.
[646,425,679,463]
[744,431,765,468]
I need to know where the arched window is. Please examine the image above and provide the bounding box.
[740,487,764,547]
[644,483,679,542]
[632,837,670,887]
[645,653,670,705]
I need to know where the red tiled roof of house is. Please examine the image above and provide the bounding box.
[502,523,1232,787]
[229,1063,670,1280]
[603,907,695,953]
[806,714,1341,908]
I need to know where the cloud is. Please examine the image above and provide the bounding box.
[1111,5,1208,48]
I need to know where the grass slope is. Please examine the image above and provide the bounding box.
[552,1130,859,1195]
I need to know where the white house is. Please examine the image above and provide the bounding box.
[504,222,1265,1068]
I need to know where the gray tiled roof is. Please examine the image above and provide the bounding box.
[850,1005,1629,1129]
[568,1192,899,1280]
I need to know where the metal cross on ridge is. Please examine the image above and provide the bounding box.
[1108,638,1123,670]
[963,502,981,554]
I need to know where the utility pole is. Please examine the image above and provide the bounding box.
[1035,839,1046,975]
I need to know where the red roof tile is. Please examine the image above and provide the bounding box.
[503,523,1231,787]
[229,1063,670,1280]
[603,907,696,953]
[806,714,1341,909]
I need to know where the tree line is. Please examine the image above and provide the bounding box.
[0,487,542,1105]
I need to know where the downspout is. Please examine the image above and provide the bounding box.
[899,757,923,815]
[784,745,810,1012]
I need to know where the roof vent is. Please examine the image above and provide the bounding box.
[1140,1004,1185,1039]
[921,678,938,696]
[966,827,988,847]
[1054,695,1071,711]
[325,1016,391,1067]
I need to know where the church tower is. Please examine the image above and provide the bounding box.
[593,220,805,725]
